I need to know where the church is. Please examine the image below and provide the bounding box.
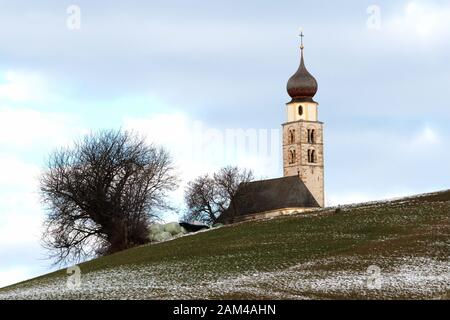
[218,34,325,224]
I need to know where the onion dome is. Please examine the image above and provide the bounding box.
[286,35,318,102]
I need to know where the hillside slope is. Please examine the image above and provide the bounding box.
[1,191,449,299]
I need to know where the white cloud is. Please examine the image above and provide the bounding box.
[0,174,45,287]
[0,70,85,149]
[409,125,440,149]
[0,215,42,248]
[0,154,40,189]
[385,1,450,42]
[0,71,88,287]
[0,156,50,287]
[0,192,43,247]
[0,101,86,283]
[0,107,84,149]
[0,267,34,288]
[0,71,49,103]
[0,155,43,247]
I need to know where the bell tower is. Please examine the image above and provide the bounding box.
[282,32,324,207]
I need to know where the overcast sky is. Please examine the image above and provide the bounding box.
[1,0,449,287]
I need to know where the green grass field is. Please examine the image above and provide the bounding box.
[1,191,449,299]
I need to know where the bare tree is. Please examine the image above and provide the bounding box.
[214,166,254,219]
[183,174,221,224]
[184,166,254,224]
[40,129,178,265]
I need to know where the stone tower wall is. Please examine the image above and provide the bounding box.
[282,119,324,207]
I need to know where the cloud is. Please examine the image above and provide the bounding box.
[408,125,440,149]
[0,156,47,287]
[0,99,86,286]
[0,155,43,247]
[385,1,450,42]
[0,71,49,103]
[0,70,86,149]
[0,213,43,249]
[0,154,40,189]
[0,266,34,288]
[0,192,43,247]
[124,112,281,181]
[0,107,84,149]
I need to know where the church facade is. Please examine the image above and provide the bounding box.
[217,35,325,224]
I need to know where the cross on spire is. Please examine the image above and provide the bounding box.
[299,29,304,50]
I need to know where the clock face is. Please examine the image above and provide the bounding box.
[298,105,303,116]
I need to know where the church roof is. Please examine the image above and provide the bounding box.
[217,176,320,223]
[286,45,318,102]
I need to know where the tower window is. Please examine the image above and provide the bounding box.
[289,129,295,143]
[298,105,303,116]
[308,129,316,144]
[308,149,316,163]
[289,149,296,164]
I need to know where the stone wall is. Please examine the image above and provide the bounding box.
[223,207,316,224]
[282,120,325,207]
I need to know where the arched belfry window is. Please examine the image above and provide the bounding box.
[298,105,303,116]
[308,149,316,163]
[308,129,316,144]
[289,128,295,144]
[289,149,296,164]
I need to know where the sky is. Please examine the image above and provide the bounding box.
[0,0,449,287]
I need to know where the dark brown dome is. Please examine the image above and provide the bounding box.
[287,49,318,100]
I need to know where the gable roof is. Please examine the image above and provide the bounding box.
[217,176,319,223]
